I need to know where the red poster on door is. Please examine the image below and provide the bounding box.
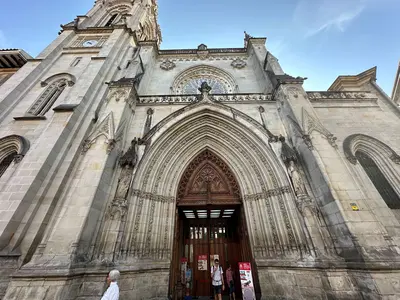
[239,262,256,300]
[198,255,207,271]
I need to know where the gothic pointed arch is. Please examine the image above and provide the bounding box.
[177,149,241,206]
[172,65,237,94]
[119,107,310,260]
[343,134,400,165]
[0,135,30,177]
[343,133,400,209]
[140,100,272,146]
[29,73,75,116]
[99,3,133,26]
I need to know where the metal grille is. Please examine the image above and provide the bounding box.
[356,151,400,209]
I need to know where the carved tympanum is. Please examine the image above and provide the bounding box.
[177,149,240,205]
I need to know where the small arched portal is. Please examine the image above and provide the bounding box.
[172,149,257,298]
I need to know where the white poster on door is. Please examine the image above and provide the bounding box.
[239,262,256,300]
[198,255,207,271]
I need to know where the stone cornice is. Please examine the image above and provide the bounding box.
[328,67,377,91]
[159,48,246,56]
[138,93,273,105]
[307,91,377,101]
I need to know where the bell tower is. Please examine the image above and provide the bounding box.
[69,0,162,45]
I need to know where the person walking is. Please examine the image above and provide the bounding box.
[226,264,236,300]
[211,259,224,300]
[101,269,120,300]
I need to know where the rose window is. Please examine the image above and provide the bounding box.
[173,65,237,95]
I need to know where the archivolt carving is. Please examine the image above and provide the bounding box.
[0,135,30,164]
[123,108,307,259]
[140,98,270,145]
[172,65,237,94]
[343,134,400,165]
[40,73,76,87]
[177,149,241,202]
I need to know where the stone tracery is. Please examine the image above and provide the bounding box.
[172,65,237,94]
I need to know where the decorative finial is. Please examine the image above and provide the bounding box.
[198,82,213,103]
[244,31,253,47]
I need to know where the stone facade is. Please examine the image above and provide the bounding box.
[0,0,400,299]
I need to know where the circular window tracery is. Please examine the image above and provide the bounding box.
[173,65,237,95]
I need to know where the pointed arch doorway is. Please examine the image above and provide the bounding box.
[171,149,256,298]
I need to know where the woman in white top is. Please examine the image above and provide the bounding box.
[211,259,224,300]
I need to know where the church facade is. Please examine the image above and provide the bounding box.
[1,0,400,299]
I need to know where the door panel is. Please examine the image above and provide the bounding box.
[184,217,242,297]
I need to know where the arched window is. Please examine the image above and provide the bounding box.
[105,13,118,27]
[343,134,400,210]
[0,135,30,178]
[172,65,237,95]
[28,79,67,116]
[27,74,75,116]
[356,151,400,209]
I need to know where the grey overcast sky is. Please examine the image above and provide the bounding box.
[0,0,399,94]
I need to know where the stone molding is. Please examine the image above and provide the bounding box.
[0,135,30,163]
[307,91,376,101]
[132,189,175,203]
[302,108,338,148]
[243,186,291,201]
[81,112,116,154]
[127,109,305,259]
[138,93,272,104]
[343,134,400,165]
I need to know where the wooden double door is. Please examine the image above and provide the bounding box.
[182,210,242,297]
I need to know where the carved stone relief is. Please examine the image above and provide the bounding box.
[160,59,176,71]
[231,58,247,69]
[81,112,115,154]
[302,108,338,148]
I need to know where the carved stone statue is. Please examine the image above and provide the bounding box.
[287,160,307,196]
[198,82,212,95]
[119,138,139,168]
[114,167,133,200]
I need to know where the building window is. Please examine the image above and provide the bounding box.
[356,151,400,209]
[173,65,237,95]
[28,79,68,116]
[0,152,16,178]
[71,57,82,67]
[105,13,118,27]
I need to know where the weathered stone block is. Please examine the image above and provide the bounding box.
[299,287,327,300]
[328,276,354,291]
